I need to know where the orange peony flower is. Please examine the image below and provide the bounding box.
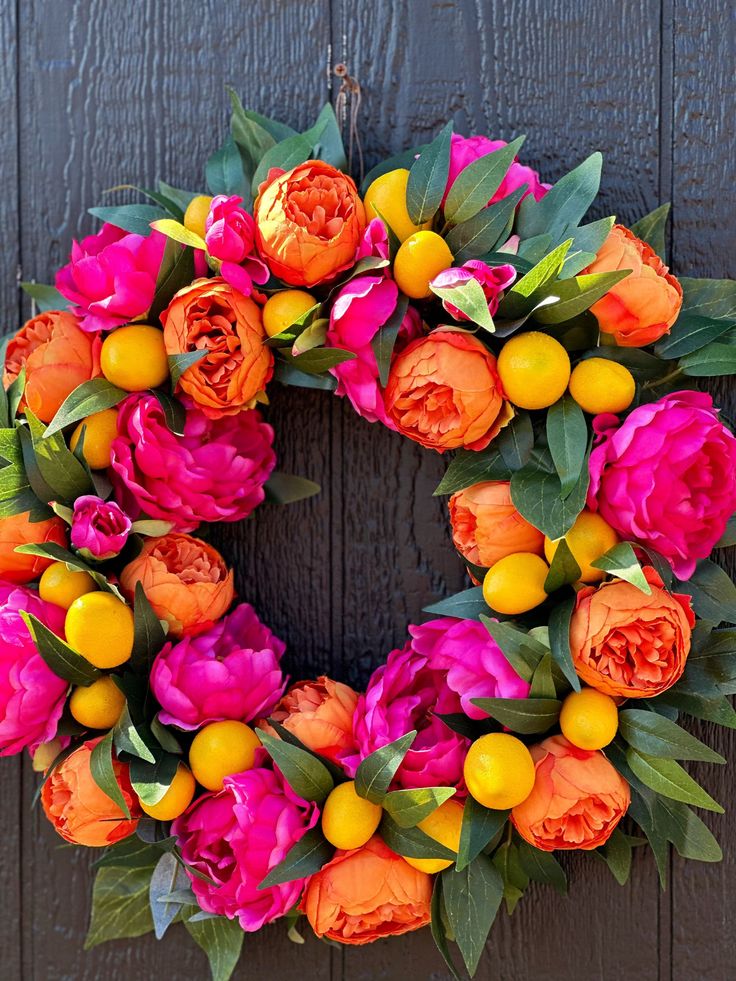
[162,277,273,419]
[300,835,432,945]
[3,310,101,423]
[254,160,366,287]
[583,225,683,347]
[511,735,630,851]
[0,511,68,584]
[384,329,513,452]
[41,737,140,847]
[570,566,694,698]
[120,532,234,638]
[449,480,544,569]
[260,675,358,764]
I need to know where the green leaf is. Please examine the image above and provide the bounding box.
[151,218,206,251]
[433,448,509,496]
[152,391,186,435]
[113,704,156,763]
[272,361,337,391]
[406,120,453,224]
[430,278,495,331]
[481,617,548,682]
[495,411,533,471]
[533,270,632,324]
[20,610,100,686]
[25,409,93,503]
[20,281,70,312]
[654,313,735,359]
[679,340,736,376]
[492,840,529,914]
[263,471,320,505]
[92,837,163,870]
[442,855,503,975]
[85,860,158,949]
[544,538,581,593]
[618,709,725,763]
[444,137,525,224]
[379,813,456,861]
[596,828,636,885]
[470,696,561,734]
[510,446,589,540]
[630,203,670,259]
[168,349,208,389]
[559,217,616,277]
[90,731,131,817]
[548,596,581,691]
[546,396,588,499]
[516,152,602,239]
[278,347,356,376]
[372,293,409,387]
[501,240,572,314]
[148,240,196,324]
[150,714,183,755]
[251,132,316,198]
[679,277,736,320]
[89,204,166,236]
[430,878,463,981]
[45,379,128,436]
[205,135,246,198]
[591,542,652,593]
[265,719,345,784]
[445,187,525,260]
[157,182,199,214]
[131,582,167,671]
[517,841,567,894]
[258,828,334,888]
[656,690,736,728]
[257,730,334,804]
[625,746,723,812]
[14,542,121,597]
[309,103,348,170]
[677,558,736,623]
[361,144,427,196]
[149,851,190,940]
[423,587,489,621]
[129,750,180,806]
[656,797,722,862]
[456,798,509,872]
[383,787,456,828]
[529,653,559,699]
[354,730,416,804]
[184,913,245,981]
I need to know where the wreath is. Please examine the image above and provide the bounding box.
[2,90,735,980]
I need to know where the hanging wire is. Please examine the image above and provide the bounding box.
[333,64,364,184]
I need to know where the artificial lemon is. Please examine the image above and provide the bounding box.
[39,561,97,609]
[262,289,317,338]
[189,720,261,792]
[69,408,119,470]
[569,357,636,414]
[69,676,126,730]
[496,332,571,410]
[483,552,549,614]
[403,799,464,874]
[183,194,213,240]
[363,168,432,242]
[100,324,169,392]
[65,592,134,669]
[464,733,536,810]
[560,687,619,750]
[393,230,453,299]
[321,780,382,850]
[544,510,618,583]
[140,763,197,821]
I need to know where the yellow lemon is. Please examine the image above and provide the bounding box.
[189,720,261,792]
[363,168,432,242]
[65,592,134,669]
[69,676,126,730]
[544,510,619,584]
[140,763,197,821]
[39,561,97,609]
[463,733,536,810]
[497,332,571,410]
[393,230,453,299]
[560,687,619,750]
[70,408,119,470]
[262,289,317,338]
[569,357,636,415]
[403,799,464,874]
[100,324,170,392]
[183,194,213,240]
[482,552,549,614]
[321,780,382,850]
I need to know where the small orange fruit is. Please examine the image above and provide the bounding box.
[69,676,126,730]
[393,231,454,299]
[69,408,119,470]
[39,562,97,609]
[188,720,261,792]
[183,195,213,240]
[464,733,536,810]
[262,290,317,338]
[403,799,464,874]
[139,763,197,821]
[321,780,382,850]
[65,592,134,669]
[100,324,169,392]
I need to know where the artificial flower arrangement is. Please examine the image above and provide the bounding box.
[1,90,735,979]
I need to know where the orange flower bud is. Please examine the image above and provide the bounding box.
[449,481,544,569]
[0,511,68,584]
[261,676,358,764]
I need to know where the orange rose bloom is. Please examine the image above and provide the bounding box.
[254,160,366,287]
[570,566,694,699]
[384,329,513,452]
[3,310,101,423]
[120,532,234,638]
[0,511,68,584]
[583,225,683,347]
[449,481,544,568]
[511,735,630,851]
[162,277,273,419]
[300,835,432,945]
[41,737,140,847]
[261,675,358,764]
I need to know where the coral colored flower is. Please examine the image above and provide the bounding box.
[430,260,516,322]
[119,532,234,638]
[511,735,630,851]
[150,603,285,730]
[301,835,432,945]
[110,394,276,533]
[0,582,67,755]
[70,495,131,560]
[587,391,736,579]
[410,617,529,720]
[55,223,166,333]
[254,160,366,287]
[261,676,359,765]
[3,310,101,423]
[570,566,694,699]
[384,328,513,452]
[0,511,68,585]
[204,195,270,296]
[173,765,319,931]
[41,737,140,846]
[583,225,683,347]
[444,134,550,207]
[162,277,273,419]
[449,480,545,570]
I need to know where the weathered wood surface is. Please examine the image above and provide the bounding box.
[0,0,733,978]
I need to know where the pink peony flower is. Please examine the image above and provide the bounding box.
[204,195,269,296]
[0,582,68,755]
[173,764,319,931]
[345,642,469,790]
[110,394,276,533]
[355,218,390,262]
[70,495,132,560]
[587,390,736,579]
[55,223,166,333]
[410,617,529,720]
[444,134,550,208]
[430,260,516,322]
[151,603,286,730]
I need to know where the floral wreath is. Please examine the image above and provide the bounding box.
[2,90,735,980]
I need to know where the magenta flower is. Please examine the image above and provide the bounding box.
[55,223,166,333]
[430,260,516,321]
[204,195,269,296]
[173,764,319,931]
[0,582,68,756]
[110,394,276,533]
[410,617,529,720]
[588,390,736,580]
[444,134,550,208]
[150,603,286,730]
[355,218,390,262]
[70,495,132,560]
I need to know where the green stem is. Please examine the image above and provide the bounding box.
[643,367,685,390]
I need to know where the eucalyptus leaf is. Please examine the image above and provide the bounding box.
[258,828,334,888]
[129,750,180,807]
[630,203,670,259]
[591,542,652,593]
[544,538,581,593]
[89,204,166,236]
[442,855,504,975]
[168,349,208,389]
[495,412,533,471]
[20,281,71,312]
[547,596,581,691]
[470,696,561,734]
[625,746,723,812]
[446,187,526,260]
[90,730,131,817]
[516,152,602,239]
[654,314,734,359]
[45,379,128,437]
[618,709,725,763]
[184,912,245,981]
[434,448,509,496]
[379,813,456,860]
[21,611,101,686]
[406,120,452,224]
[456,798,509,872]
[423,588,489,621]
[149,852,190,940]
[373,293,409,386]
[383,786,456,828]
[355,730,417,804]
[206,135,246,198]
[257,730,334,804]
[444,137,525,224]
[517,841,567,894]
[264,472,321,505]
[676,559,736,624]
[546,395,588,499]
